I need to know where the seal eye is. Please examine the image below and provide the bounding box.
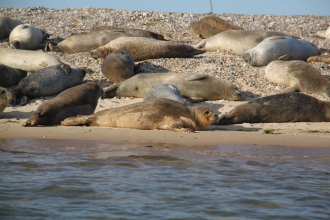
[204,111,209,115]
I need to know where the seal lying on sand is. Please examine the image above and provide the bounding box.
[102,72,241,101]
[23,82,103,126]
[316,26,330,40]
[90,37,205,62]
[0,48,63,72]
[0,16,23,39]
[0,64,27,87]
[61,98,218,132]
[0,86,13,114]
[11,64,86,105]
[307,54,330,64]
[216,93,330,125]
[265,60,330,97]
[194,30,292,55]
[144,84,187,105]
[9,24,49,50]
[188,15,243,39]
[243,36,320,66]
[46,30,136,53]
[101,51,135,83]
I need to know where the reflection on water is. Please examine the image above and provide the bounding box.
[1,139,330,219]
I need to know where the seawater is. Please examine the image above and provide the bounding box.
[1,139,329,219]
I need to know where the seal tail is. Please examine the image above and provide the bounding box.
[61,115,92,126]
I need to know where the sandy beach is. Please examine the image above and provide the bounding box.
[0,7,330,148]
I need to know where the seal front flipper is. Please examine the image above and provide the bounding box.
[102,83,121,99]
[61,64,71,75]
[278,54,290,61]
[184,74,208,81]
[61,115,94,126]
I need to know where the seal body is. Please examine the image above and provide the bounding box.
[9,24,49,50]
[103,72,241,101]
[101,51,135,83]
[265,60,330,97]
[45,30,135,53]
[0,48,63,72]
[188,15,243,39]
[243,36,320,67]
[0,16,23,39]
[0,64,27,87]
[194,30,292,55]
[144,84,187,105]
[307,54,330,64]
[0,86,13,114]
[23,82,103,126]
[61,98,218,132]
[216,93,330,124]
[11,64,86,105]
[90,37,205,62]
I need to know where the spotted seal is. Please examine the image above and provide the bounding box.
[265,60,330,97]
[61,98,218,132]
[23,82,103,126]
[216,93,330,124]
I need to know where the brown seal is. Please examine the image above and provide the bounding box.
[102,72,241,101]
[0,64,27,87]
[101,51,135,83]
[216,93,330,125]
[188,15,243,39]
[307,54,330,64]
[90,37,205,62]
[23,82,103,126]
[265,60,330,97]
[0,86,13,114]
[0,16,23,39]
[61,98,218,132]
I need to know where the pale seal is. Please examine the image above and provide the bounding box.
[188,15,243,39]
[11,64,86,105]
[9,24,49,50]
[90,37,205,62]
[0,64,27,87]
[265,60,330,97]
[216,93,330,125]
[102,72,241,101]
[243,36,320,67]
[307,54,330,64]
[194,30,292,55]
[315,26,330,40]
[143,84,187,105]
[0,86,13,114]
[0,48,63,72]
[101,51,135,83]
[0,16,23,39]
[45,30,135,54]
[61,98,218,132]
[23,82,103,126]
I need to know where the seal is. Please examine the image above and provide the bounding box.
[102,72,241,101]
[194,30,292,55]
[307,54,330,64]
[216,93,330,125]
[0,64,27,87]
[315,26,330,40]
[9,24,49,50]
[143,84,187,105]
[0,16,23,39]
[0,86,13,114]
[243,36,320,67]
[188,15,243,39]
[90,37,205,62]
[11,64,86,106]
[101,51,135,83]
[45,29,136,54]
[22,82,103,126]
[265,60,330,97]
[0,48,63,72]
[61,98,218,132]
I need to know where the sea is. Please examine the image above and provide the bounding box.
[1,138,330,219]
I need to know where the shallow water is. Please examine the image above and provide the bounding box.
[1,139,330,219]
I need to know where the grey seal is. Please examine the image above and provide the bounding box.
[23,82,103,126]
[0,64,27,87]
[143,84,187,105]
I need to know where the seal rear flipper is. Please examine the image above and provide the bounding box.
[194,39,207,49]
[102,83,120,99]
[45,41,61,52]
[11,40,20,49]
[213,114,234,125]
